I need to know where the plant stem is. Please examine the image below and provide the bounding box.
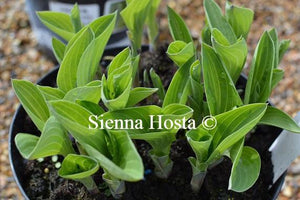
[188,157,208,192]
[132,55,140,87]
[79,176,99,195]
[190,171,207,192]
[102,173,126,199]
[149,152,173,179]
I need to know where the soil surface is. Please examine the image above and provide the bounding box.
[20,46,282,200]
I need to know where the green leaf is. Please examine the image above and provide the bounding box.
[70,3,82,33]
[201,23,212,45]
[107,47,131,75]
[189,60,204,124]
[146,0,161,46]
[12,79,50,131]
[244,31,275,104]
[163,58,194,107]
[259,106,300,133]
[76,100,105,115]
[59,154,99,191]
[102,76,132,111]
[85,80,102,87]
[269,28,279,68]
[190,60,201,83]
[212,29,248,83]
[202,43,243,115]
[37,11,75,41]
[52,38,66,64]
[167,6,193,43]
[149,68,165,101]
[59,154,99,179]
[37,86,65,101]
[204,0,237,44]
[225,2,254,39]
[278,39,290,63]
[127,87,158,107]
[64,26,88,54]
[271,68,284,89]
[64,85,101,104]
[57,28,94,92]
[121,0,151,55]
[228,139,244,177]
[187,129,212,163]
[167,41,194,67]
[83,130,144,181]
[211,28,230,45]
[49,100,109,155]
[229,146,261,192]
[15,116,74,160]
[208,104,267,162]
[77,14,117,86]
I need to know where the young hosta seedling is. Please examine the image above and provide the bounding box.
[201,43,243,115]
[187,104,267,192]
[15,116,75,160]
[149,68,166,102]
[101,48,133,110]
[102,104,194,178]
[167,0,300,193]
[56,13,117,92]
[102,48,157,111]
[121,0,151,55]
[244,31,275,104]
[244,29,290,104]
[83,130,144,198]
[59,154,100,194]
[50,100,144,198]
[146,0,161,50]
[39,4,117,86]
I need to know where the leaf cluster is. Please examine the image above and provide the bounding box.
[12,1,300,198]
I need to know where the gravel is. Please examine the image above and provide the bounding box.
[0,0,299,199]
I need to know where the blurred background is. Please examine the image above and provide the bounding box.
[0,0,299,199]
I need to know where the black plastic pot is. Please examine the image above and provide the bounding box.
[9,47,286,199]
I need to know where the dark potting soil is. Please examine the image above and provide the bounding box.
[140,42,177,89]
[21,44,281,200]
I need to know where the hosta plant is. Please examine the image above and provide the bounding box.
[11,0,300,199]
[165,0,300,192]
